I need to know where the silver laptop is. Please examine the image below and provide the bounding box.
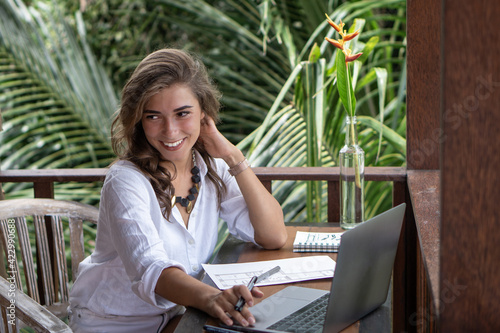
[247,203,406,333]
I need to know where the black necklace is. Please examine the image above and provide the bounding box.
[172,150,200,214]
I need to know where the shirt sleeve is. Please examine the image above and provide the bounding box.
[216,160,258,245]
[100,168,186,307]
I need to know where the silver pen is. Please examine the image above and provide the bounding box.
[234,266,281,312]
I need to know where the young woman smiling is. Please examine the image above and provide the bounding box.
[68,48,287,332]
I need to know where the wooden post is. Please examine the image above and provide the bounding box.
[404,0,443,330]
[440,0,500,330]
[406,0,441,170]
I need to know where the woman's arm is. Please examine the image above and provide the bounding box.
[155,267,263,327]
[199,117,287,249]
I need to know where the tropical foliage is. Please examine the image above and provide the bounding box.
[0,0,115,202]
[239,1,407,221]
[0,0,406,222]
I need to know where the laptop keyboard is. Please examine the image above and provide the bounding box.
[268,293,330,333]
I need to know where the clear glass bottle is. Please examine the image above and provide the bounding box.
[339,115,365,229]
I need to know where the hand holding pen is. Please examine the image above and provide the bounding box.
[234,276,259,312]
[234,266,281,312]
[208,266,281,327]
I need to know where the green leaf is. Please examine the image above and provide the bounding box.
[358,36,380,64]
[308,43,321,63]
[357,115,406,155]
[374,67,388,163]
[335,50,350,116]
[335,50,356,117]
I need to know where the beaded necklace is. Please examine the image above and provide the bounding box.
[171,150,200,214]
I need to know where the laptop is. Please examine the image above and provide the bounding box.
[243,203,406,333]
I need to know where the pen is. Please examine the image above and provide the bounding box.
[203,324,240,333]
[203,324,286,333]
[219,323,287,333]
[234,276,258,312]
[234,266,281,312]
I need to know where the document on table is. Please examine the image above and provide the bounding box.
[202,255,336,290]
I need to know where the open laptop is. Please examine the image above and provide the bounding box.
[242,203,406,333]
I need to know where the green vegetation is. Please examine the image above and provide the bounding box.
[0,0,406,221]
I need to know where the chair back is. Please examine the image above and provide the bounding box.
[0,198,98,320]
[0,276,72,333]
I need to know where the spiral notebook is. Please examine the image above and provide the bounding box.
[293,231,344,253]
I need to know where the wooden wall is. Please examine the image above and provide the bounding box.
[406,0,442,330]
[409,0,500,330]
[407,0,441,170]
[440,0,500,331]
[408,0,500,330]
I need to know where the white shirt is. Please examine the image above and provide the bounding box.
[69,152,256,317]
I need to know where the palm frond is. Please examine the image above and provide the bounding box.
[0,1,116,202]
[239,0,407,221]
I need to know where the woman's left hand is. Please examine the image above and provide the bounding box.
[199,116,238,160]
[199,115,287,250]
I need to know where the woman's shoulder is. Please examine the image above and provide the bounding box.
[100,161,158,207]
[105,160,151,185]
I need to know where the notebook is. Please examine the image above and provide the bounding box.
[292,231,344,253]
[245,203,406,333]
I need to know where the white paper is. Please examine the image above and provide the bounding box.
[202,255,336,290]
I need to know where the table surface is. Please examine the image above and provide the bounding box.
[169,224,391,333]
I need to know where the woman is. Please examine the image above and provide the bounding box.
[69,48,287,332]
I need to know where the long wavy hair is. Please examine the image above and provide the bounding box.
[111,48,226,219]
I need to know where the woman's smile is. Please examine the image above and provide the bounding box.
[161,138,185,150]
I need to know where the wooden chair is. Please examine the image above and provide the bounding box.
[0,198,98,332]
[0,276,72,332]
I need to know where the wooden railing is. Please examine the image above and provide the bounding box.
[0,166,407,223]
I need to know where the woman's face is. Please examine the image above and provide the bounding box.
[142,84,205,167]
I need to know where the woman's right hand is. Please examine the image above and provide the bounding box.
[204,284,264,327]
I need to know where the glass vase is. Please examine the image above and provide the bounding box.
[339,115,365,229]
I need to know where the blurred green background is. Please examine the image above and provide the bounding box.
[0,0,406,222]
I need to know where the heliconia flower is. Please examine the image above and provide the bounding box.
[325,37,344,50]
[325,13,342,32]
[326,14,362,65]
[345,52,363,62]
[342,48,363,64]
[343,30,360,42]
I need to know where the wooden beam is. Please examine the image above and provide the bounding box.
[0,167,406,182]
[407,0,441,170]
[440,0,500,330]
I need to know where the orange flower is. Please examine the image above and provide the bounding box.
[325,37,343,50]
[343,31,360,42]
[324,13,362,64]
[344,50,363,62]
[325,14,343,33]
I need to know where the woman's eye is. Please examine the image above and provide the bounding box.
[177,111,190,117]
[145,114,159,120]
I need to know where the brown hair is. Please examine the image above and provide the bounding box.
[111,48,226,219]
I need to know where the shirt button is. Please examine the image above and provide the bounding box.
[188,239,195,245]
[192,265,198,271]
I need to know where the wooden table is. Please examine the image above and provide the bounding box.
[168,224,392,332]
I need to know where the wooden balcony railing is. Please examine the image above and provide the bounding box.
[0,166,407,223]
